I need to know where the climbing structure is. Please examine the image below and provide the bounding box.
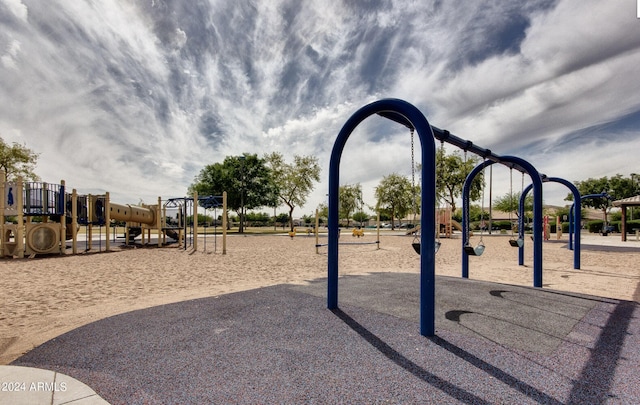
[0,173,227,258]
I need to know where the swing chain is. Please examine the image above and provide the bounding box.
[410,128,419,242]
[479,159,486,242]
[436,140,445,242]
[410,128,415,191]
[463,150,471,243]
[509,167,514,235]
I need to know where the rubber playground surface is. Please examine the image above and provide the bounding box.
[11,272,639,404]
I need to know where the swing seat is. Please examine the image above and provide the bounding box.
[508,238,524,247]
[464,243,485,256]
[411,241,441,255]
[412,242,420,254]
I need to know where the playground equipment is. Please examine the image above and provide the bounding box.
[461,157,544,287]
[164,193,227,254]
[2,177,66,258]
[328,98,547,337]
[408,128,428,255]
[0,172,227,257]
[463,157,487,257]
[352,228,364,237]
[314,208,380,254]
[508,168,525,248]
[328,99,438,336]
[520,177,582,269]
[409,129,444,255]
[406,212,460,238]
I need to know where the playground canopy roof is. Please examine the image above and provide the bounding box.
[612,195,640,207]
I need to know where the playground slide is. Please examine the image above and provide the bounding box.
[165,229,179,240]
[406,225,420,235]
[450,219,463,232]
[406,220,463,235]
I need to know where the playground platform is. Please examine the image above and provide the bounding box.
[7,273,639,404]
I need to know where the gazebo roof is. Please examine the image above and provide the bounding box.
[612,195,640,207]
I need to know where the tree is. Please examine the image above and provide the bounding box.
[468,204,490,222]
[374,173,416,230]
[264,152,321,232]
[352,211,370,226]
[317,203,328,220]
[566,174,640,228]
[436,149,484,212]
[554,205,584,222]
[246,211,270,226]
[339,183,362,227]
[493,191,533,219]
[275,213,290,229]
[189,154,279,232]
[301,214,314,226]
[0,137,40,181]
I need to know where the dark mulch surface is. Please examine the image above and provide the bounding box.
[13,274,639,404]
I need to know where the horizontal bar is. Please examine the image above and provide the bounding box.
[376,112,530,173]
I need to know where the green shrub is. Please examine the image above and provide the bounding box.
[626,220,640,233]
[492,220,513,231]
[586,220,618,233]
[586,221,601,233]
[611,219,640,233]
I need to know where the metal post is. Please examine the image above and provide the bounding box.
[328,99,436,336]
[222,191,227,255]
[60,181,66,254]
[315,208,320,254]
[105,192,110,252]
[193,192,198,252]
[488,165,493,234]
[240,155,245,234]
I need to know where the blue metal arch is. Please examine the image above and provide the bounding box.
[520,183,534,267]
[569,192,611,241]
[462,156,544,287]
[545,177,581,269]
[519,178,582,269]
[327,98,437,336]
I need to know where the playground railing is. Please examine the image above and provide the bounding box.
[23,182,65,216]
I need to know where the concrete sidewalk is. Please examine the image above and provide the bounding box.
[0,365,109,404]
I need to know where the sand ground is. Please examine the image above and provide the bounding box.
[1,231,638,365]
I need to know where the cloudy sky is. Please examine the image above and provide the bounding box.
[1,0,639,217]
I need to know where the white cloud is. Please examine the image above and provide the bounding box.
[0,39,20,68]
[1,0,27,22]
[0,0,639,216]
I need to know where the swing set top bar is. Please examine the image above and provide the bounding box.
[377,112,530,174]
[165,195,224,208]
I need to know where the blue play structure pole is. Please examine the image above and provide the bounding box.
[462,156,542,287]
[518,183,532,266]
[522,178,582,269]
[465,157,542,287]
[575,192,611,239]
[547,177,581,269]
[569,204,575,250]
[501,156,544,287]
[327,98,436,336]
[461,159,493,279]
[58,183,65,216]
